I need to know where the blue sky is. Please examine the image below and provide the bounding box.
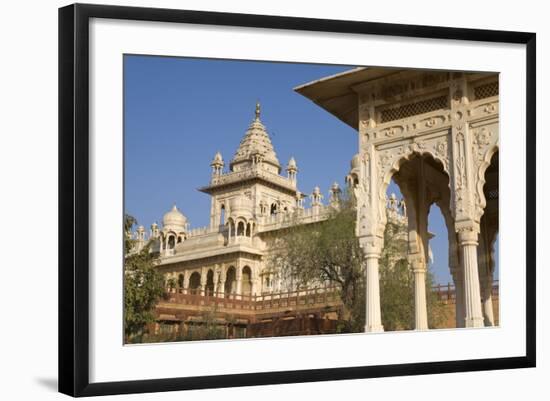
[124,55,497,285]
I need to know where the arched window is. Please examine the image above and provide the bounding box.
[242,266,252,296]
[270,203,277,215]
[225,266,236,295]
[206,270,215,296]
[237,221,245,236]
[168,235,175,249]
[246,223,251,237]
[220,204,226,226]
[189,272,201,293]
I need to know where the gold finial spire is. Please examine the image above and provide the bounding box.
[255,101,261,120]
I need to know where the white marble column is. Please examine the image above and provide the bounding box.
[361,237,384,333]
[250,276,257,297]
[236,265,243,299]
[217,264,226,297]
[182,270,189,295]
[200,268,207,296]
[481,277,495,326]
[459,229,484,328]
[212,264,220,296]
[477,227,495,327]
[412,262,429,330]
[451,266,465,328]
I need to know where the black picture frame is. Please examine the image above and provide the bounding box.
[58,3,536,397]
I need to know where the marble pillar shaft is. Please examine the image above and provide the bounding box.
[454,274,465,328]
[413,267,429,330]
[365,255,384,333]
[460,232,484,328]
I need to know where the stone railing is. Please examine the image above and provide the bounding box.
[161,286,341,314]
[206,165,296,191]
[259,205,331,232]
[227,235,253,246]
[432,280,499,304]
[186,225,216,238]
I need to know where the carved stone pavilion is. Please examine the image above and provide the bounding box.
[129,67,499,339]
[296,67,499,331]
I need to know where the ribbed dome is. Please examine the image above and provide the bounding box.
[211,151,224,166]
[229,194,254,219]
[230,103,280,171]
[286,157,297,170]
[162,205,187,232]
[350,153,362,170]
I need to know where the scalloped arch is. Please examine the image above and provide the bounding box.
[378,148,450,205]
[475,144,499,218]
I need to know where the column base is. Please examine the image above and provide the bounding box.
[464,317,484,328]
[364,324,384,333]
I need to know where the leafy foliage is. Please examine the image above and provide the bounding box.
[379,220,448,330]
[269,193,365,332]
[181,307,228,341]
[124,214,165,342]
[270,192,447,332]
[143,305,231,343]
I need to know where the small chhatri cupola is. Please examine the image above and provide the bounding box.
[286,156,298,182]
[230,102,281,173]
[162,204,187,232]
[211,151,224,176]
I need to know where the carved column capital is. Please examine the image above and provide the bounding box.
[358,235,383,258]
[457,225,479,246]
[410,259,427,274]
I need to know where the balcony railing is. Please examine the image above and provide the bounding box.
[162,286,341,312]
[432,280,499,303]
[160,281,499,313]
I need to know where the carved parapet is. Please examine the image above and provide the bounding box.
[201,164,296,193]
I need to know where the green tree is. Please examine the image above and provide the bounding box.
[124,214,165,342]
[379,219,448,330]
[269,194,365,333]
[269,193,446,332]
[181,306,227,341]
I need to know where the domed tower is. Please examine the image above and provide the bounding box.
[150,222,160,238]
[161,204,188,255]
[310,186,324,216]
[199,103,301,230]
[229,102,281,174]
[286,157,298,183]
[135,225,146,252]
[346,153,362,188]
[226,193,255,238]
[211,151,224,176]
[329,182,342,207]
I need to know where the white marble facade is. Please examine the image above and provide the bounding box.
[130,67,499,332]
[130,102,379,299]
[296,68,499,331]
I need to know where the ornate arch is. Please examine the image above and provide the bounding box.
[375,138,452,232]
[474,142,499,220]
[378,140,451,204]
